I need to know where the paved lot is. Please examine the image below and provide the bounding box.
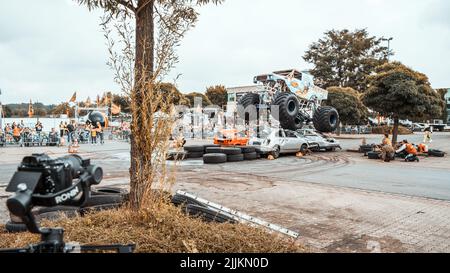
[1,132,449,252]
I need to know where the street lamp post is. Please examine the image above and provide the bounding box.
[382,37,393,60]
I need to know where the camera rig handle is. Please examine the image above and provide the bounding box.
[7,171,97,234]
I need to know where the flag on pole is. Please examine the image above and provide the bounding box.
[28,99,34,118]
[69,92,77,103]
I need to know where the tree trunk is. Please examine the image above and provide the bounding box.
[130,0,155,210]
[392,115,399,144]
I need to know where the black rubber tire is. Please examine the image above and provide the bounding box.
[272,93,300,130]
[91,187,129,197]
[272,146,281,159]
[203,153,227,164]
[5,221,28,233]
[206,147,242,155]
[237,93,261,118]
[300,144,308,153]
[368,151,380,160]
[187,151,204,159]
[79,204,122,215]
[240,146,256,154]
[184,145,205,153]
[184,204,236,224]
[203,144,221,153]
[313,106,340,133]
[171,194,208,208]
[244,152,258,160]
[167,151,187,161]
[81,195,125,208]
[205,147,223,154]
[360,144,374,153]
[227,153,244,162]
[428,149,445,157]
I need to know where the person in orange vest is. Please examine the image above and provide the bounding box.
[396,140,419,162]
[12,125,22,143]
[417,143,429,154]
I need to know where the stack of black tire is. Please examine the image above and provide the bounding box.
[184,145,206,159]
[203,146,259,164]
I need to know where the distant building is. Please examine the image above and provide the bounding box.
[445,88,450,124]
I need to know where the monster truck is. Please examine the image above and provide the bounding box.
[237,69,339,132]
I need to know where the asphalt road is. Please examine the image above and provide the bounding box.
[0,133,449,201]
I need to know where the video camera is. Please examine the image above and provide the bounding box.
[1,153,135,253]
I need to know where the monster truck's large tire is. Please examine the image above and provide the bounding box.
[203,153,227,164]
[272,93,301,130]
[313,106,340,133]
[237,93,261,118]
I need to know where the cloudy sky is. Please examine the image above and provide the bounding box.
[0,0,449,104]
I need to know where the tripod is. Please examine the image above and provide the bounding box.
[0,228,135,253]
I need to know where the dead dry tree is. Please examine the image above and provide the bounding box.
[100,1,209,209]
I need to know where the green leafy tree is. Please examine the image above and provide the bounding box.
[324,87,368,125]
[304,29,391,92]
[362,62,444,143]
[436,88,449,123]
[185,92,212,108]
[76,0,223,209]
[205,85,227,107]
[2,105,13,117]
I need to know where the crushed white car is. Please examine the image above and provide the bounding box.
[250,129,317,158]
[296,129,341,152]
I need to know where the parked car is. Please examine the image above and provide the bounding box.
[296,129,341,152]
[412,123,427,132]
[427,120,446,132]
[250,128,317,158]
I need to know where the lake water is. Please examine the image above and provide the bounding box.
[1,118,71,132]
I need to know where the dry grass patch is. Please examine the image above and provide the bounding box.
[0,202,305,253]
